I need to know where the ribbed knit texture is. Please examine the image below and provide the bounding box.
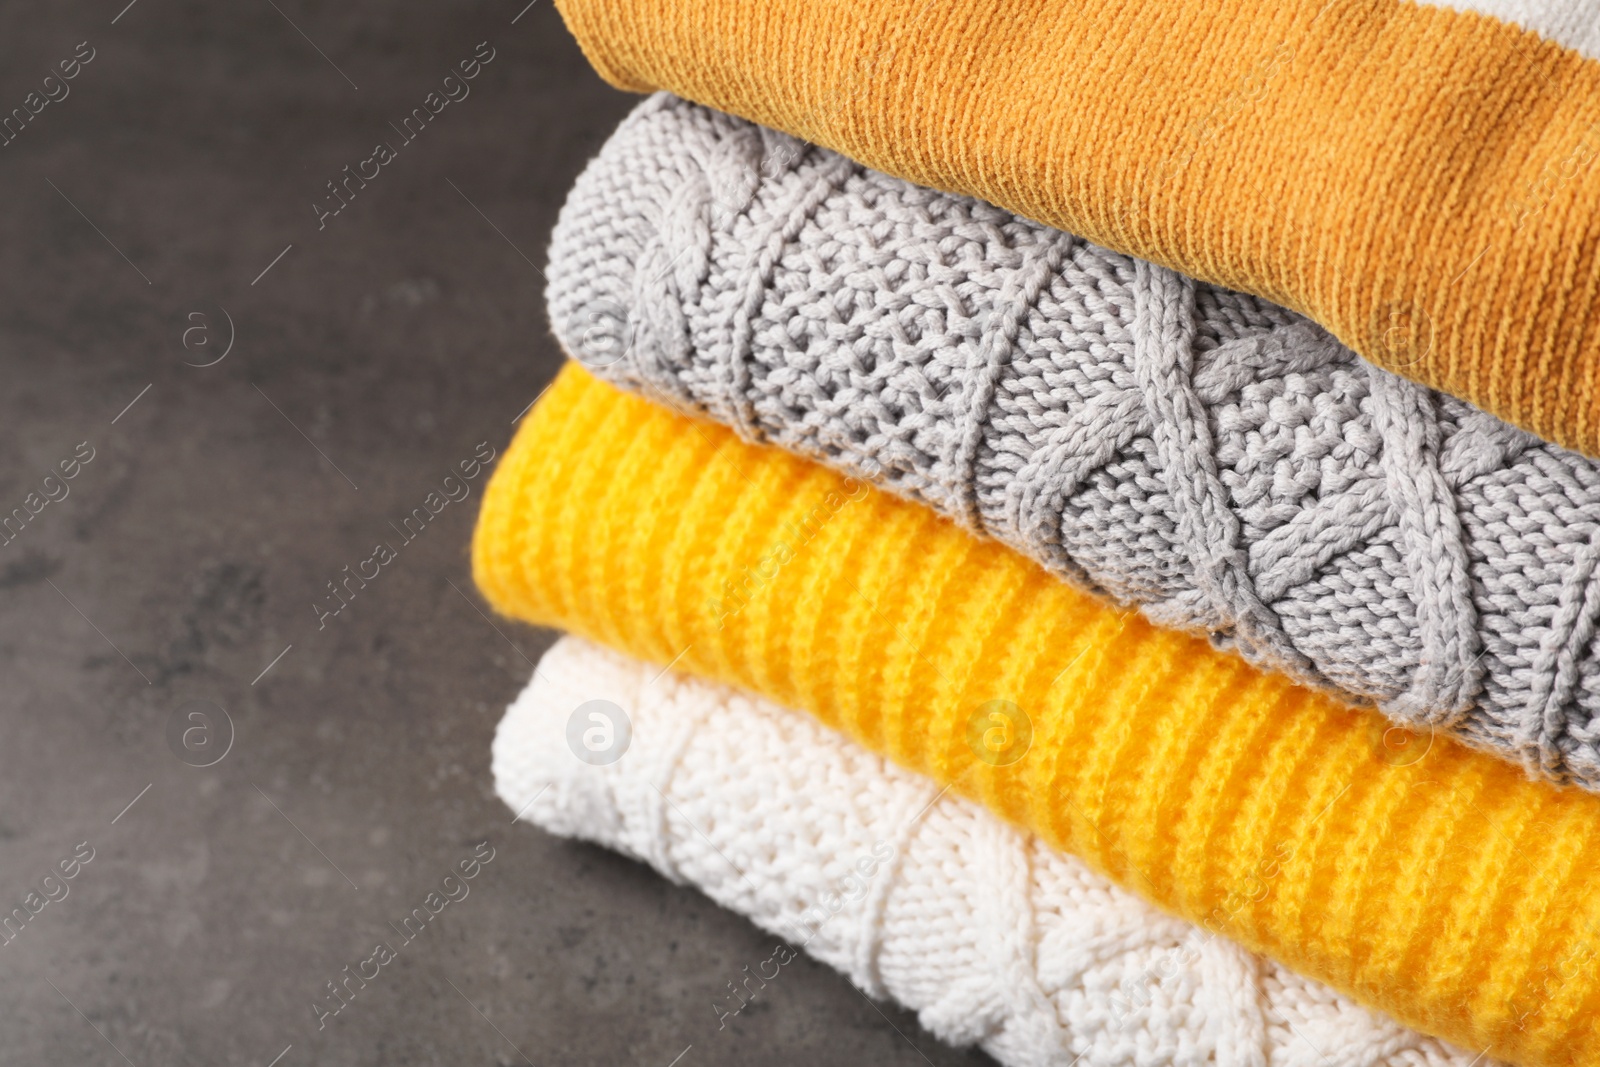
[499,635,1495,1067]
[551,0,1600,457]
[550,93,1600,790]
[474,365,1600,1067]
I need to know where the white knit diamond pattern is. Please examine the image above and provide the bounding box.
[494,636,1496,1067]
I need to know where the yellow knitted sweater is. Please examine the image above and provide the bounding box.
[474,365,1600,1066]
[552,0,1600,457]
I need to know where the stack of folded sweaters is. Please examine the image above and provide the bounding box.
[474,4,1600,1064]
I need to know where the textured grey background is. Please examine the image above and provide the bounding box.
[0,2,991,1064]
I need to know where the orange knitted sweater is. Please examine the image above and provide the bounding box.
[551,0,1600,457]
[475,366,1600,1066]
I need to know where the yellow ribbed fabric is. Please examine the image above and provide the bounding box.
[552,0,1600,457]
[475,365,1600,1066]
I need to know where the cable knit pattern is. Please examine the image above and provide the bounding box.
[547,93,1600,787]
[498,636,1494,1067]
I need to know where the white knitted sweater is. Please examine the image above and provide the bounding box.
[494,637,1492,1067]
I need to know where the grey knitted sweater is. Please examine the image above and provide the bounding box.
[548,93,1600,792]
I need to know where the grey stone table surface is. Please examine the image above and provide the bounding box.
[0,2,992,1064]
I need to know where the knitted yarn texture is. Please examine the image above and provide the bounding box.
[550,0,1600,457]
[473,365,1600,1067]
[549,93,1600,790]
[1441,1,1600,57]
[499,635,1493,1067]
